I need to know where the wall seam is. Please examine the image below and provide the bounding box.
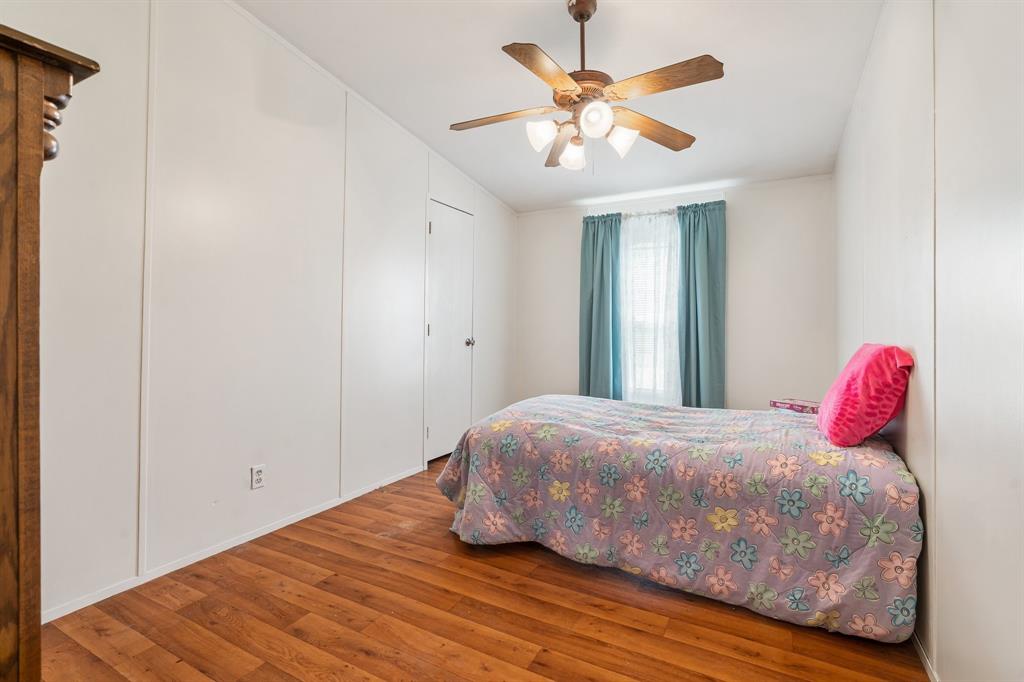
[135,0,158,579]
[338,92,348,500]
[929,0,939,676]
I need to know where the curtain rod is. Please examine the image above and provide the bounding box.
[583,190,726,217]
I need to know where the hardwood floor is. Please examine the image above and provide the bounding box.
[42,457,927,681]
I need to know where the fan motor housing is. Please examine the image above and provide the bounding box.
[554,69,613,109]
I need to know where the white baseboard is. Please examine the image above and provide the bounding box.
[41,463,429,623]
[42,495,344,623]
[42,574,146,624]
[913,633,939,682]
[338,464,428,502]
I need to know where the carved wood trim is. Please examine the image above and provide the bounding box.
[41,66,71,162]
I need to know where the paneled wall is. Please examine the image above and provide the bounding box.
[3,0,517,619]
[143,0,347,572]
[341,95,427,497]
[933,2,1023,680]
[834,0,936,660]
[514,175,837,410]
[837,1,1023,679]
[471,189,517,422]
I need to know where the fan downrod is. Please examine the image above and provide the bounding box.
[569,1,597,70]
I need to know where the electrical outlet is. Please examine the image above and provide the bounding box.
[250,465,265,490]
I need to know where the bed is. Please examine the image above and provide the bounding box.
[436,394,922,642]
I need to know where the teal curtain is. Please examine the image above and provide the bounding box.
[579,213,622,399]
[678,201,726,408]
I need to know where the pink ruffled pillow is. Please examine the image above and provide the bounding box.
[817,344,914,446]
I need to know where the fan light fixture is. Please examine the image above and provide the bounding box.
[450,0,724,172]
[579,100,614,138]
[526,120,558,151]
[559,137,586,170]
[607,125,639,158]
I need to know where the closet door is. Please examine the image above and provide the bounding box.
[425,200,474,460]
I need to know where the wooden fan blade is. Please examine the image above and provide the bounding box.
[545,125,574,167]
[604,55,723,101]
[612,108,696,151]
[503,43,582,95]
[450,106,558,131]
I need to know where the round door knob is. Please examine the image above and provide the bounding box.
[465,338,473,346]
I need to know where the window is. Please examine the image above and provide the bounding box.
[619,210,682,405]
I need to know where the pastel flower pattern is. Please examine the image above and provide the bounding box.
[808,450,843,466]
[812,502,849,537]
[675,552,703,579]
[670,516,699,543]
[707,507,740,533]
[437,395,922,642]
[878,551,917,588]
[780,526,817,559]
[767,454,802,480]
[707,566,738,597]
[624,475,648,501]
[709,470,741,498]
[808,570,846,603]
[745,507,778,537]
[748,583,778,610]
[849,613,890,639]
[730,538,759,570]
[887,596,917,627]
[776,488,809,519]
[837,470,873,505]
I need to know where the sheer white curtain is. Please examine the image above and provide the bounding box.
[619,210,682,405]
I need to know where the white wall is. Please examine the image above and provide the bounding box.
[341,94,427,496]
[834,0,937,661]
[143,0,346,571]
[837,1,1023,679]
[514,175,837,410]
[3,0,518,620]
[514,205,583,399]
[472,188,518,421]
[725,177,836,408]
[933,2,1023,680]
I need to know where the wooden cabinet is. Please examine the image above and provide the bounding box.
[0,25,97,681]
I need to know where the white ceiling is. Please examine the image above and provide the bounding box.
[238,0,881,213]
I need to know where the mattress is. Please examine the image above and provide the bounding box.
[436,394,922,642]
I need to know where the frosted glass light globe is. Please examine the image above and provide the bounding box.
[579,100,614,138]
[607,125,640,158]
[526,120,558,152]
[559,139,586,170]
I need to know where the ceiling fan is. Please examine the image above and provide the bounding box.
[449,0,724,170]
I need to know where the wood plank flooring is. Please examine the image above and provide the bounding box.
[42,457,927,681]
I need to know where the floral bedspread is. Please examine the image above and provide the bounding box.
[436,395,922,642]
